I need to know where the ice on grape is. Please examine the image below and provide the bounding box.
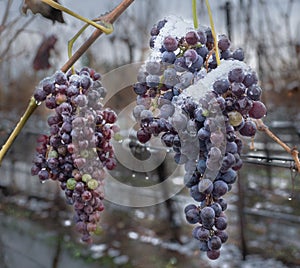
[183,60,249,101]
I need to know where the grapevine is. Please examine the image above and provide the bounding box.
[0,0,299,264]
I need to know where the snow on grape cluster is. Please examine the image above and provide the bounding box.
[31,67,118,243]
[132,16,267,260]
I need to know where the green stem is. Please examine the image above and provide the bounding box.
[192,0,198,29]
[205,0,221,66]
[68,24,89,73]
[0,97,38,165]
[41,0,114,34]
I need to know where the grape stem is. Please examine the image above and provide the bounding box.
[255,119,300,172]
[61,0,134,72]
[192,0,198,29]
[205,0,221,66]
[0,0,135,166]
[205,47,215,72]
[0,97,39,164]
[41,0,114,34]
[68,24,89,74]
[67,13,120,73]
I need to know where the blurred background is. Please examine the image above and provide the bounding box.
[0,0,300,267]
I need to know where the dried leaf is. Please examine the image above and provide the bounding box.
[33,35,57,71]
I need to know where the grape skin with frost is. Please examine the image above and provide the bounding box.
[132,16,268,261]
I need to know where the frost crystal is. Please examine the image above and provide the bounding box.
[149,15,194,61]
[183,60,249,101]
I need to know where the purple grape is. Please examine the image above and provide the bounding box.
[184,204,197,214]
[34,88,47,102]
[146,74,160,88]
[225,141,238,154]
[232,48,244,61]
[137,128,151,143]
[157,19,167,30]
[197,30,207,44]
[210,202,222,217]
[190,184,206,202]
[190,55,204,71]
[205,28,214,48]
[45,96,57,110]
[249,101,267,119]
[149,36,156,48]
[221,49,232,60]
[150,26,159,36]
[174,57,188,72]
[42,78,55,94]
[196,46,209,59]
[199,241,210,252]
[185,208,201,224]
[208,235,222,250]
[243,71,258,87]
[163,36,178,52]
[228,68,245,83]
[231,82,246,98]
[215,230,228,243]
[162,51,176,64]
[184,49,198,67]
[194,108,206,122]
[239,120,257,136]
[55,71,67,85]
[207,249,221,260]
[213,79,230,94]
[246,84,262,101]
[198,179,213,194]
[220,168,237,184]
[185,31,199,45]
[218,34,231,51]
[212,180,228,198]
[215,216,227,230]
[197,159,207,174]
[200,207,215,221]
[133,83,148,95]
[198,127,210,140]
[66,85,79,97]
[195,226,210,241]
[38,169,49,181]
[145,61,161,75]
[234,96,253,115]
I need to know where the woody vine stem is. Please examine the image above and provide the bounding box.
[0,0,299,174]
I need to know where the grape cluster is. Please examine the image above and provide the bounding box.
[132,17,267,260]
[31,67,118,243]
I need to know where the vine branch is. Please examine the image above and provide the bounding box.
[205,0,220,66]
[41,0,114,34]
[0,0,135,166]
[192,0,198,29]
[255,119,300,172]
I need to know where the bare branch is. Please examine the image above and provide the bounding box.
[61,0,135,72]
[255,119,300,172]
[0,17,35,60]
